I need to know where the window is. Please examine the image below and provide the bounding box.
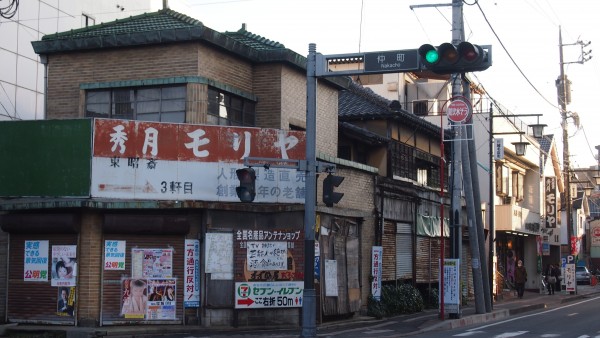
[207,88,256,127]
[512,171,524,202]
[413,100,429,116]
[496,164,509,196]
[417,168,428,185]
[85,86,186,122]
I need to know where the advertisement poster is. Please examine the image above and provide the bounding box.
[131,248,173,278]
[51,245,77,287]
[325,260,339,297]
[247,241,287,271]
[235,281,303,309]
[24,240,49,282]
[121,278,148,319]
[56,287,76,317]
[147,279,177,320]
[104,240,126,270]
[184,239,200,308]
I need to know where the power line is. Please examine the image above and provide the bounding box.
[474,1,559,111]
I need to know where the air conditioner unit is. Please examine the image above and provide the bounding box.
[412,100,438,116]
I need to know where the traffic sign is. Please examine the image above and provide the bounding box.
[363,49,419,73]
[446,99,471,123]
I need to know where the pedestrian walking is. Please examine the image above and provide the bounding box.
[553,263,562,293]
[546,264,557,295]
[515,259,527,299]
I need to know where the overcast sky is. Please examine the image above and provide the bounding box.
[153,0,600,168]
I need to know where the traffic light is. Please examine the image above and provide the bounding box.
[323,174,344,207]
[418,42,491,74]
[236,168,256,202]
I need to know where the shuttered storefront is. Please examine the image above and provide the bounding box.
[101,234,185,325]
[100,213,188,325]
[7,233,78,324]
[381,221,396,281]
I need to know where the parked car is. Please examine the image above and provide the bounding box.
[576,266,591,284]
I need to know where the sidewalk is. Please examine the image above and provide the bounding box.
[3,285,600,338]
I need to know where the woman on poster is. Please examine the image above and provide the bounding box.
[121,279,147,316]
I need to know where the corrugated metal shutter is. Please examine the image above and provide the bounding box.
[395,222,413,280]
[101,234,184,325]
[8,234,78,325]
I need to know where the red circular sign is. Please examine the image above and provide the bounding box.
[446,100,471,123]
[593,227,600,237]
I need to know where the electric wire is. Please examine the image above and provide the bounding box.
[474,1,559,111]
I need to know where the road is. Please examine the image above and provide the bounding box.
[418,295,600,338]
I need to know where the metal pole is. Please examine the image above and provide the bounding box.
[301,43,318,338]
[448,0,463,318]
[463,82,491,313]
[488,103,495,303]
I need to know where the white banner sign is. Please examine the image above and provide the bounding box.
[104,240,126,270]
[24,240,49,282]
[184,239,200,308]
[371,246,383,301]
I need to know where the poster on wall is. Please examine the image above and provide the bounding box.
[131,248,173,278]
[51,245,77,287]
[205,233,233,280]
[121,278,148,319]
[247,241,287,271]
[24,240,49,282]
[184,239,200,308]
[147,279,177,320]
[325,260,339,297]
[440,258,460,314]
[104,240,126,270]
[56,287,76,317]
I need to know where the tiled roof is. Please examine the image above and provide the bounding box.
[223,24,285,51]
[339,81,441,138]
[31,8,314,73]
[41,9,202,41]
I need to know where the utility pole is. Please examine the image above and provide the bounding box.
[558,25,592,261]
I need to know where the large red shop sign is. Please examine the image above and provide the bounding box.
[91,119,306,203]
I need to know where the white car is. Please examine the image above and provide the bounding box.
[576,266,591,284]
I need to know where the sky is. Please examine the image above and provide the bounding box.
[152,0,600,168]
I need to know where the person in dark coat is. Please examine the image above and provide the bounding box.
[545,264,555,295]
[515,259,527,299]
[553,263,562,293]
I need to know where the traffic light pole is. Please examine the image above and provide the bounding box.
[301,43,318,338]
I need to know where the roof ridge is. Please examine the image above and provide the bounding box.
[42,8,203,41]
[223,24,286,49]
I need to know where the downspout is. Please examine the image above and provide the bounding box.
[40,54,48,120]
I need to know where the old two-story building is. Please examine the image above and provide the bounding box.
[0,8,379,328]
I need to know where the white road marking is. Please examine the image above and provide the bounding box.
[493,332,528,338]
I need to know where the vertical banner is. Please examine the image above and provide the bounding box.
[104,240,126,270]
[24,240,49,282]
[314,242,320,280]
[184,239,200,308]
[545,177,557,228]
[440,258,460,313]
[57,287,76,317]
[371,246,383,301]
[51,245,77,287]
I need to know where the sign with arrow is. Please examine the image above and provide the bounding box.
[235,281,304,309]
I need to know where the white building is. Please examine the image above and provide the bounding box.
[0,0,157,121]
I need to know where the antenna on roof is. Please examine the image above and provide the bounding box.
[163,0,169,10]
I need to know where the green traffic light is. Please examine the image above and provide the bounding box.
[425,49,439,64]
